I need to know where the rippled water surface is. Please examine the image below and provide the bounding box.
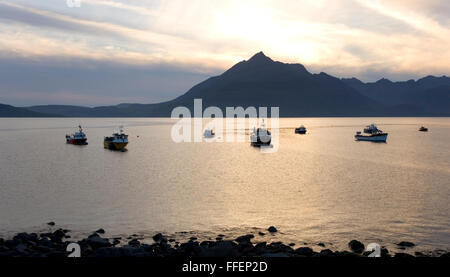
[0,117,449,253]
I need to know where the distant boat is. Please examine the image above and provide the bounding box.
[295,125,307,134]
[355,130,388,142]
[250,120,271,146]
[65,125,88,145]
[419,126,428,132]
[203,129,215,138]
[104,126,128,151]
[363,124,381,134]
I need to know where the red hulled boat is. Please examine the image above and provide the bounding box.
[66,125,88,145]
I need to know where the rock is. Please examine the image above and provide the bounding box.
[317,242,325,247]
[348,240,365,253]
[289,243,295,247]
[199,240,238,257]
[215,237,223,241]
[262,252,290,257]
[440,252,450,258]
[294,247,315,257]
[128,238,140,247]
[258,232,265,236]
[121,246,150,257]
[320,249,334,257]
[4,239,19,249]
[38,237,53,248]
[414,251,427,257]
[52,229,66,242]
[15,243,27,254]
[189,237,197,241]
[174,240,200,256]
[95,228,105,234]
[255,242,267,248]
[267,226,277,233]
[394,253,414,258]
[47,221,55,226]
[235,234,254,243]
[13,232,38,243]
[396,241,415,247]
[93,247,123,257]
[86,234,111,249]
[152,233,165,242]
[168,239,175,243]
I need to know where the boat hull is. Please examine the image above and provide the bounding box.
[67,138,88,145]
[104,141,128,151]
[295,130,306,134]
[355,133,388,142]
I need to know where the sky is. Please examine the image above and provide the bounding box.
[0,0,449,106]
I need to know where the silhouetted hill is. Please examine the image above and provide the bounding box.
[342,75,450,115]
[2,52,449,117]
[0,104,60,117]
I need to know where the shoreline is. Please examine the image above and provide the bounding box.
[1,224,448,258]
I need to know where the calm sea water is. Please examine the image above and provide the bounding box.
[0,117,449,253]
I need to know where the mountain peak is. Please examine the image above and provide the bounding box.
[247,51,273,64]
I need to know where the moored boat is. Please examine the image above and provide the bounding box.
[364,124,380,134]
[65,125,88,145]
[419,126,428,132]
[104,127,128,151]
[295,125,307,134]
[355,130,388,142]
[250,120,271,146]
[203,129,215,138]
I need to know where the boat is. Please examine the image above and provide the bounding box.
[419,126,428,132]
[363,124,381,134]
[203,129,215,138]
[104,126,128,151]
[355,130,388,142]
[295,125,307,134]
[65,125,88,145]
[250,120,271,146]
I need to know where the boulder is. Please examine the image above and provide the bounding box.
[128,238,140,247]
[199,240,238,257]
[267,226,278,233]
[152,233,166,243]
[294,247,315,257]
[348,240,365,253]
[95,228,105,234]
[396,241,415,247]
[394,253,414,258]
[235,234,254,243]
[51,229,66,242]
[319,249,335,257]
[86,234,111,249]
[93,247,123,257]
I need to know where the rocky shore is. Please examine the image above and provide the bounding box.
[0,224,448,258]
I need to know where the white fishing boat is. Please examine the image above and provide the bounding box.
[203,129,215,138]
[250,120,271,146]
[355,130,388,142]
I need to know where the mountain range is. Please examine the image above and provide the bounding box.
[1,52,449,117]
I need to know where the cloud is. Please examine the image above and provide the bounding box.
[0,0,449,104]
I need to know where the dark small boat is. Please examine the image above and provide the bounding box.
[419,126,428,132]
[250,120,271,146]
[295,125,307,134]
